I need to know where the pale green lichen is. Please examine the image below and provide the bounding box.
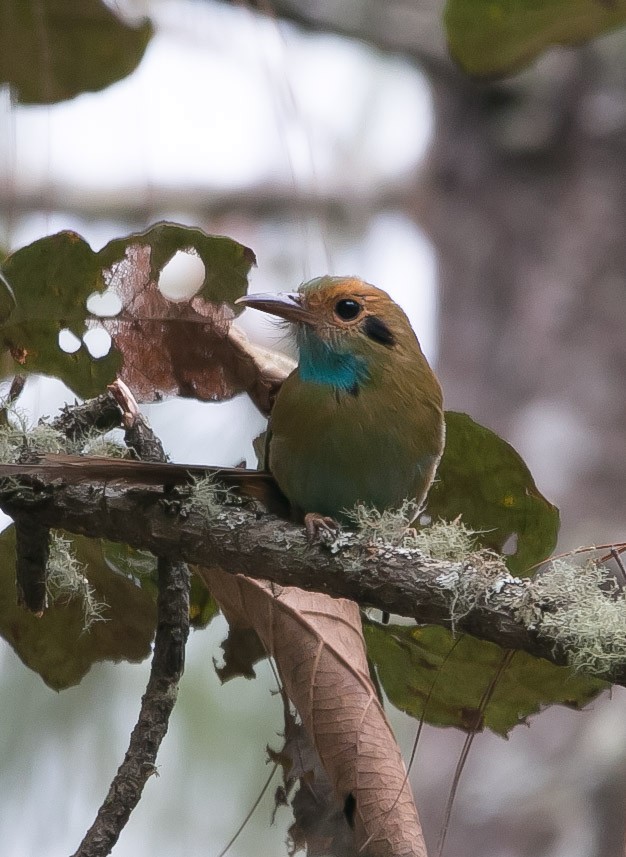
[106,545,157,580]
[339,504,491,605]
[437,563,483,628]
[527,558,626,676]
[344,500,419,545]
[405,519,479,561]
[427,549,508,632]
[296,505,626,677]
[344,499,422,545]
[344,501,479,561]
[73,429,129,459]
[0,407,69,462]
[0,429,18,463]
[47,533,107,630]
[422,539,626,677]
[27,424,68,453]
[0,402,130,462]
[187,473,241,521]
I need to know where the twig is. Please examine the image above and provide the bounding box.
[14,515,50,615]
[108,379,166,463]
[435,650,515,857]
[7,373,26,403]
[527,542,626,572]
[72,555,190,857]
[72,382,190,857]
[215,762,279,857]
[49,391,123,441]
[610,548,626,588]
[10,389,122,614]
[0,374,26,427]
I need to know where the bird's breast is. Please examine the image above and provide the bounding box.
[268,371,443,520]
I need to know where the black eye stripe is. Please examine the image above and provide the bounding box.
[363,315,395,346]
[335,299,361,320]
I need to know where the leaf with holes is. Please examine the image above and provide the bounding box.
[0,231,121,396]
[0,223,257,401]
[426,411,560,574]
[98,223,256,403]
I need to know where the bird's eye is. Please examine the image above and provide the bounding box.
[334,299,361,321]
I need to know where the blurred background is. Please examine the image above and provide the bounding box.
[1,1,626,855]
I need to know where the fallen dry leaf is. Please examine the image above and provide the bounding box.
[198,565,427,857]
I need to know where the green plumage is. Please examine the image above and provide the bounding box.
[240,276,445,522]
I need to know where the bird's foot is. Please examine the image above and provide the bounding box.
[304,512,340,544]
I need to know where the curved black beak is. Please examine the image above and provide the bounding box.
[235,292,313,324]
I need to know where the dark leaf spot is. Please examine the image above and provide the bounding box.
[343,793,356,828]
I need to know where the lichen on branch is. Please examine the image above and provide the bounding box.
[0,462,625,686]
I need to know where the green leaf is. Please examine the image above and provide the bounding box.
[0,223,256,399]
[0,231,122,396]
[189,575,220,629]
[0,0,153,104]
[426,412,559,574]
[0,270,16,325]
[445,0,626,78]
[101,540,158,586]
[0,527,156,690]
[365,622,607,736]
[102,542,219,629]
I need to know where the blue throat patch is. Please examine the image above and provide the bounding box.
[297,329,369,392]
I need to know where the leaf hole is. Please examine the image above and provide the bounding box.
[58,328,81,354]
[82,327,112,359]
[86,289,122,318]
[158,249,206,302]
[502,532,518,556]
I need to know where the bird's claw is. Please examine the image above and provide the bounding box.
[304,512,340,544]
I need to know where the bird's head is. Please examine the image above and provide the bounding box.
[237,276,426,393]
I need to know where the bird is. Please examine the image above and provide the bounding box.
[237,275,445,535]
[0,275,444,623]
[0,276,444,537]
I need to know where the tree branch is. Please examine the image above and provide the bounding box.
[72,554,189,857]
[71,386,190,857]
[215,0,455,81]
[0,470,623,686]
[14,515,50,615]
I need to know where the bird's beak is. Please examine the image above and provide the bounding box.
[235,292,313,324]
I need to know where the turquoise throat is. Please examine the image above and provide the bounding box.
[297,330,369,392]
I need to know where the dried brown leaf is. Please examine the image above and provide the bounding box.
[272,711,356,857]
[198,565,427,857]
[103,245,230,401]
[97,242,294,414]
